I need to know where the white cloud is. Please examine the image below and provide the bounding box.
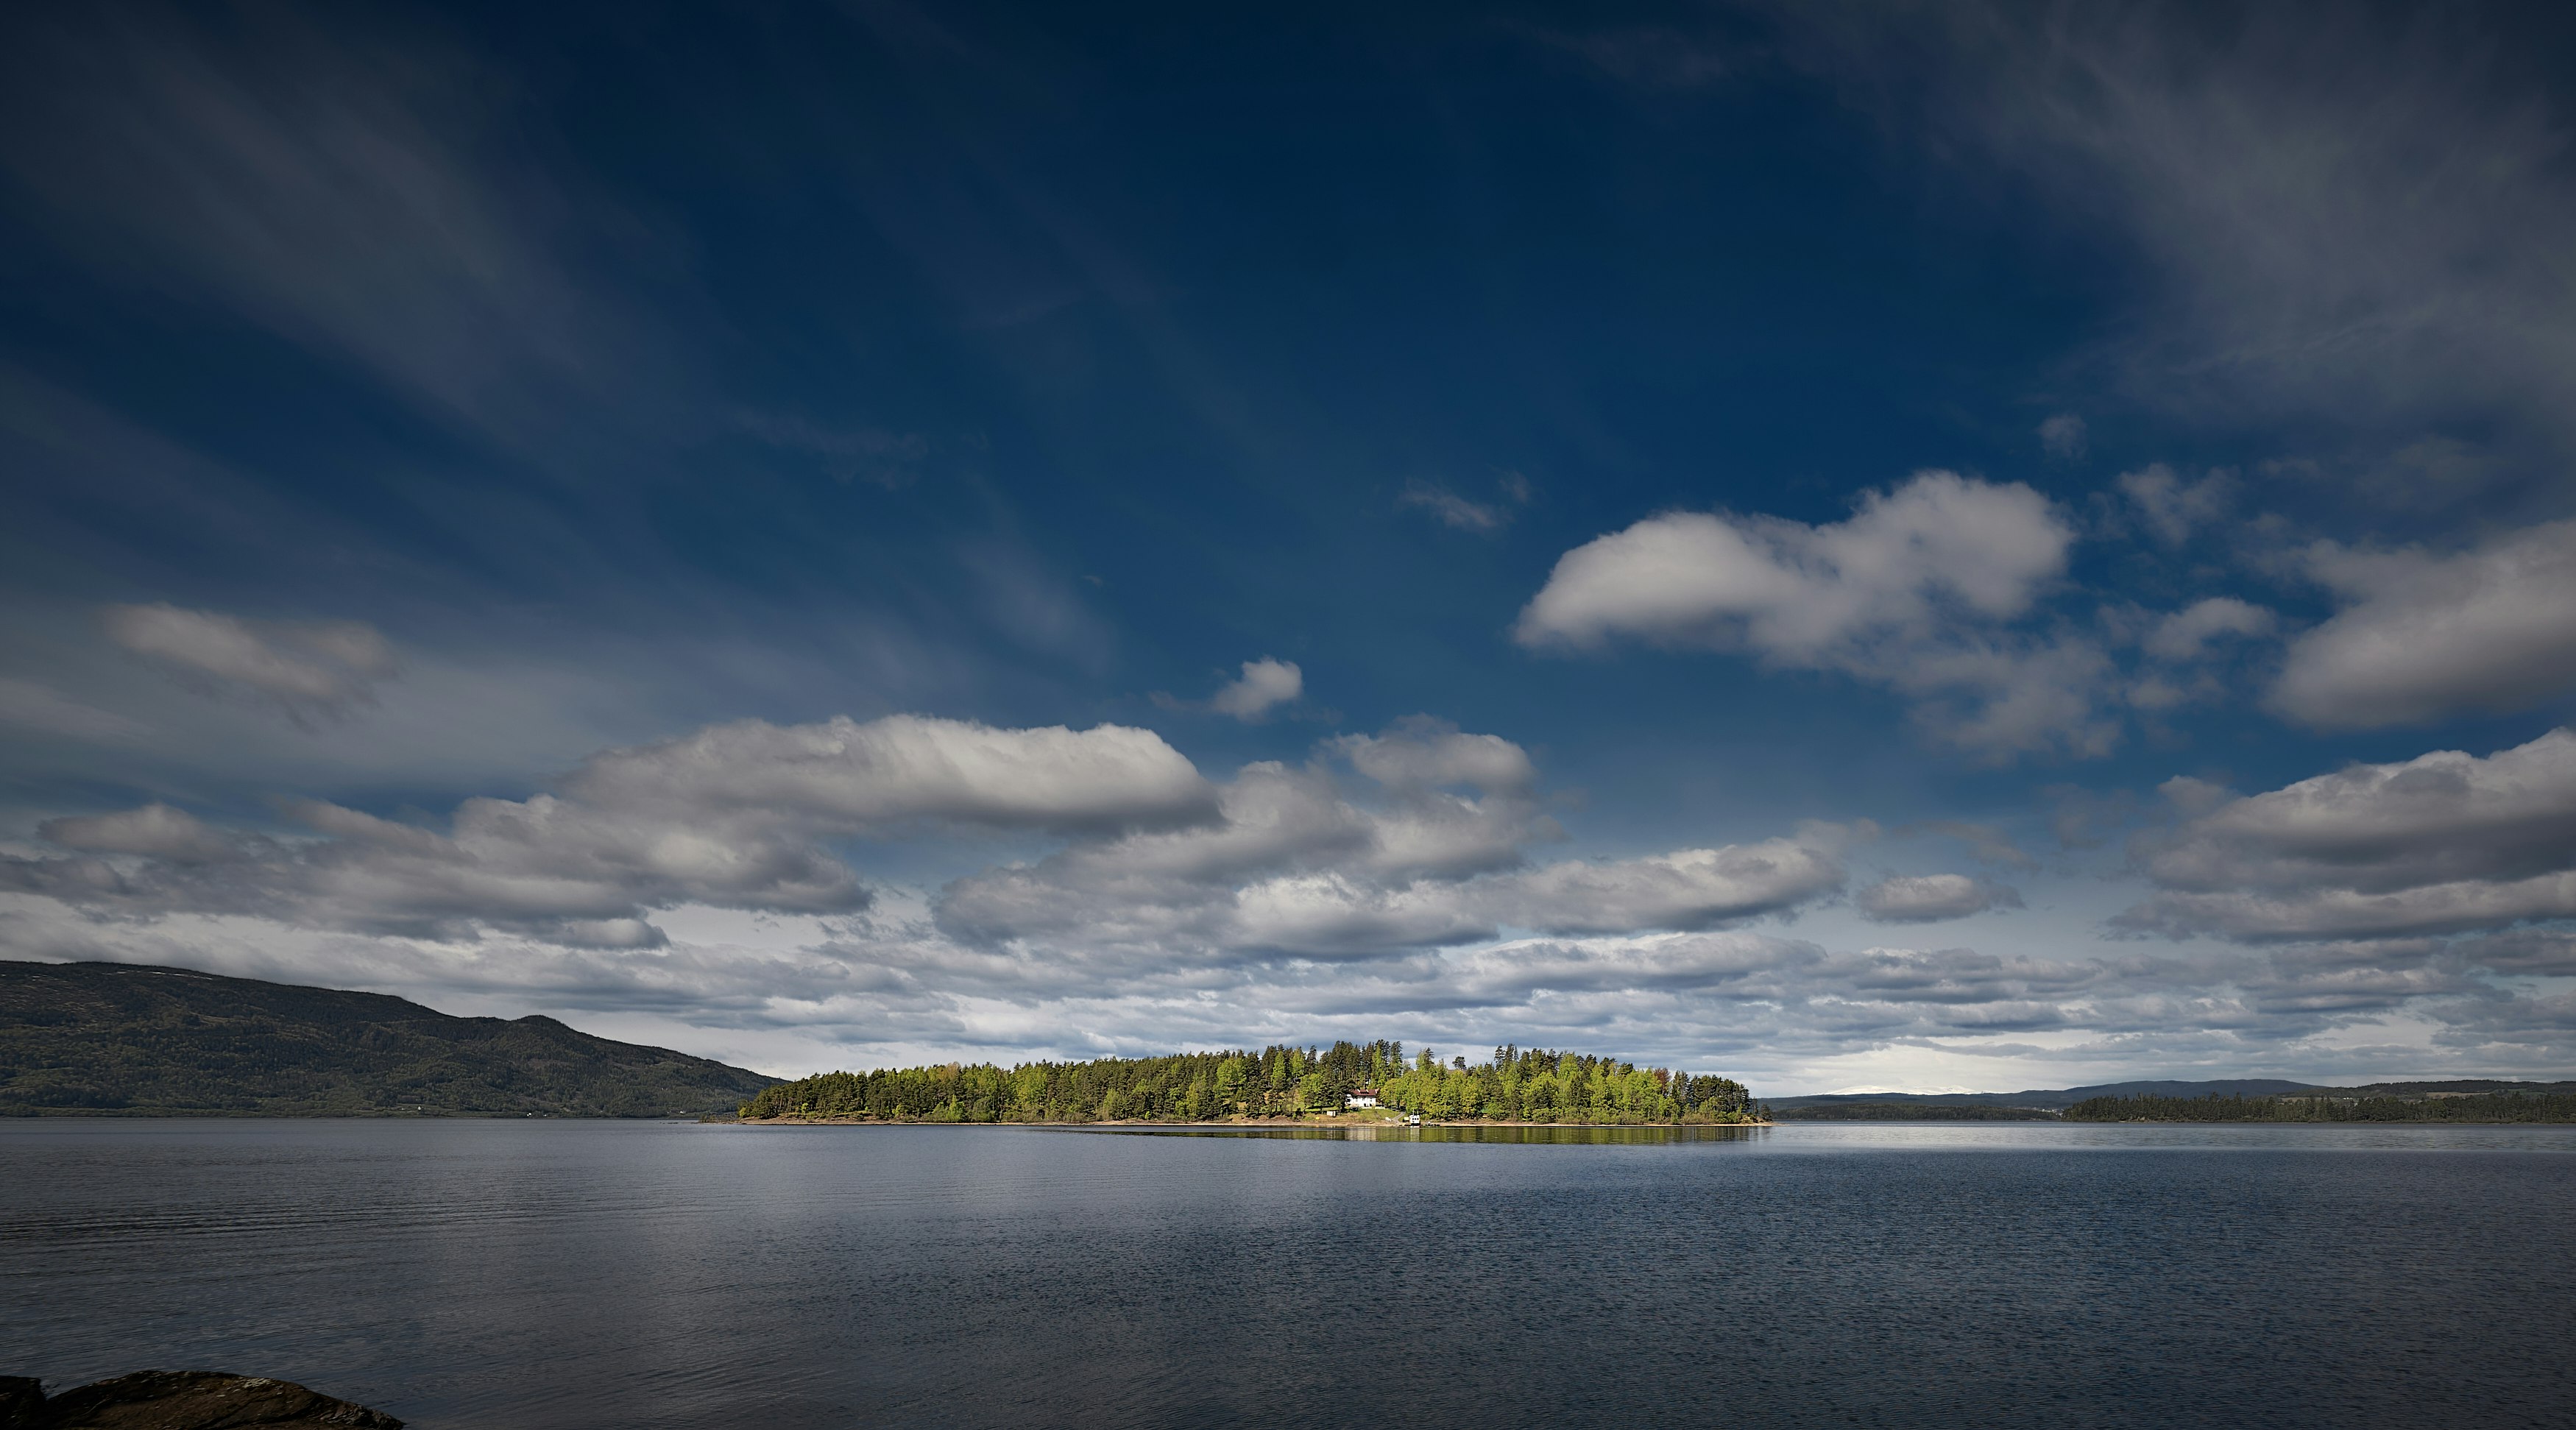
[103,603,396,723]
[934,727,1854,959]
[1855,874,2023,924]
[2038,412,2087,459]
[2120,726,2576,941]
[1516,472,2101,757]
[2120,877,2576,944]
[1328,718,1535,793]
[561,714,1212,835]
[2145,597,2278,662]
[1209,657,1303,721]
[1518,472,2070,654]
[1496,835,1852,935]
[2,714,1216,944]
[1898,637,2118,760]
[2270,521,2576,728]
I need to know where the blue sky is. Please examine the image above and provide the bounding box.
[5,1,2575,1092]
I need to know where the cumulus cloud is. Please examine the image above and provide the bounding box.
[1518,472,2069,652]
[1209,658,1303,721]
[2119,727,2576,941]
[1855,874,2023,924]
[1517,472,2103,757]
[103,603,396,723]
[1328,718,1535,794]
[935,723,1857,960]
[2,715,1214,945]
[0,715,1860,1037]
[561,715,1212,835]
[2270,521,2576,728]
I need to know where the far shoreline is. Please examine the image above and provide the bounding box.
[726,1115,1774,1130]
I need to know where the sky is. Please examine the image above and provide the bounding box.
[4,1,2576,1094]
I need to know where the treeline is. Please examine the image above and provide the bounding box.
[1774,1103,2058,1122]
[740,1040,1759,1125]
[2065,1092,2576,1123]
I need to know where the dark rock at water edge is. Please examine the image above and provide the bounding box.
[0,1371,399,1428]
[0,960,779,1117]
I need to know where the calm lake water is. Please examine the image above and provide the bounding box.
[4,1119,2572,1429]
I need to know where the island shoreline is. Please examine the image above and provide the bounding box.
[728,1116,1774,1129]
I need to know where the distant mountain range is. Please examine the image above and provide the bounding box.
[0,960,779,1116]
[1769,1078,2576,1113]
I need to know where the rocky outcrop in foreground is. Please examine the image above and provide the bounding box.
[0,1372,400,1429]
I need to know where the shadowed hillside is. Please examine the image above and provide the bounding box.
[0,960,777,1116]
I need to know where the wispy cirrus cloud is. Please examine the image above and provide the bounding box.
[103,603,397,726]
[1399,471,1532,534]
[0,3,685,456]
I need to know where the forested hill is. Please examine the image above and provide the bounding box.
[742,1041,1758,1124]
[0,960,777,1116]
[1767,1079,2326,1111]
[1774,1102,2059,1122]
[2065,1089,2576,1123]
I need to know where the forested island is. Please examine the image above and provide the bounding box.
[2067,1090,2576,1123]
[739,1040,1762,1125]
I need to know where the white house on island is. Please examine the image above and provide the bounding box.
[1344,1088,1379,1109]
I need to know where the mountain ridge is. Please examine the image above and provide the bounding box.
[1768,1077,2576,1111]
[0,960,777,1116]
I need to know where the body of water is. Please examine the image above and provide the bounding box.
[4,1119,2572,1428]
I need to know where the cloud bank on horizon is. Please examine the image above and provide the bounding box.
[2,1,2574,1091]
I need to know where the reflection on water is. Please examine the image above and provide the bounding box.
[8,1119,2574,1430]
[1075,1122,1769,1145]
